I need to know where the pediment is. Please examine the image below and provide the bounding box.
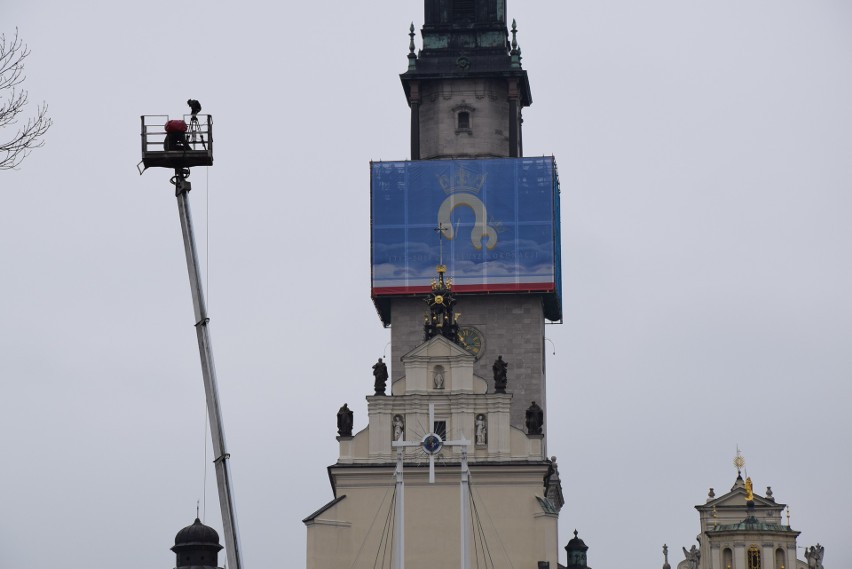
[401,334,474,362]
[699,486,784,511]
[398,335,476,394]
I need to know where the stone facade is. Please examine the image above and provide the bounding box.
[389,294,546,433]
[305,3,563,568]
[419,78,512,159]
[672,475,817,569]
[304,336,558,569]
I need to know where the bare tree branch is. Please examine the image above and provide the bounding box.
[0,28,52,170]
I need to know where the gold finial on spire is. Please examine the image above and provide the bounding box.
[733,447,745,474]
[424,258,460,344]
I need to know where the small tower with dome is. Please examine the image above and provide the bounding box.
[171,518,224,569]
[565,530,592,569]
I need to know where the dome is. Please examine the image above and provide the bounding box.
[565,530,590,569]
[174,518,221,547]
[171,518,223,568]
[566,529,588,552]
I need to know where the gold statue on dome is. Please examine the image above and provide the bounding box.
[745,476,754,501]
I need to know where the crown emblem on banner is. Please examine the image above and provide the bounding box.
[437,166,487,195]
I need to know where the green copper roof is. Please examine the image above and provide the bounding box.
[709,515,797,534]
[536,495,558,515]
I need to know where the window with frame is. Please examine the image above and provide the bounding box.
[775,548,786,569]
[723,547,733,569]
[748,546,761,569]
[433,420,447,441]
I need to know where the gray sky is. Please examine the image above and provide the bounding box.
[2,1,851,568]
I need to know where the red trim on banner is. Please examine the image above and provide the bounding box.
[372,283,555,297]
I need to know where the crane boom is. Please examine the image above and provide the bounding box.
[174,171,244,569]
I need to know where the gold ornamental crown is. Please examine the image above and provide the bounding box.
[431,271,453,291]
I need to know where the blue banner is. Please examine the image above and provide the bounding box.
[371,157,561,310]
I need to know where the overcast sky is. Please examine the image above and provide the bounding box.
[2,2,851,569]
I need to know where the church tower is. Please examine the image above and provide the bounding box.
[402,0,531,161]
[305,2,564,568]
[378,0,561,435]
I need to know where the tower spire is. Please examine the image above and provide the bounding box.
[408,22,417,70]
[400,0,532,159]
[424,262,461,344]
[434,222,447,267]
[733,447,745,477]
[510,19,521,68]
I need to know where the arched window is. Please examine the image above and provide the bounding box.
[748,546,761,569]
[724,548,733,569]
[453,104,474,135]
[775,548,786,569]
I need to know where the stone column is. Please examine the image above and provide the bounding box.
[508,78,520,157]
[518,109,524,156]
[409,80,421,160]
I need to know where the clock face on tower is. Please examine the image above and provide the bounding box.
[457,326,484,359]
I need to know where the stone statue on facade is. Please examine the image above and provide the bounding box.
[683,545,700,569]
[373,358,388,395]
[492,355,508,393]
[544,455,560,488]
[336,403,353,437]
[525,401,543,435]
[805,544,824,569]
[433,366,445,389]
[543,455,565,511]
[392,414,405,441]
[475,414,487,445]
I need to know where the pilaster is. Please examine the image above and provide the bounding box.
[710,544,722,569]
[734,543,746,569]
